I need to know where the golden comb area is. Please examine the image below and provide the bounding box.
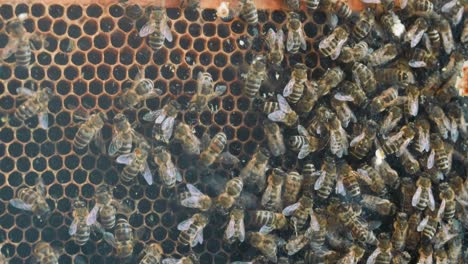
[0,1,467,264]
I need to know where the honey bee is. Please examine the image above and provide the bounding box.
[403,85,419,117]
[283,195,317,233]
[189,72,227,112]
[352,8,375,40]
[108,113,140,156]
[417,243,434,263]
[296,80,319,114]
[263,120,286,157]
[425,27,441,52]
[352,62,376,94]
[399,147,421,175]
[438,17,454,54]
[334,81,368,107]
[240,147,270,192]
[317,67,345,97]
[177,213,209,247]
[400,178,416,214]
[285,224,316,256]
[435,248,448,264]
[373,157,400,189]
[349,120,378,160]
[391,213,409,251]
[106,218,136,259]
[414,119,431,154]
[161,254,199,264]
[335,202,377,244]
[152,146,182,188]
[139,243,163,264]
[251,210,288,234]
[283,171,303,206]
[2,14,45,68]
[417,207,444,241]
[427,105,451,140]
[261,168,285,211]
[331,97,357,128]
[265,28,285,66]
[224,208,245,243]
[380,11,406,40]
[429,134,452,174]
[367,233,392,264]
[240,0,258,25]
[314,156,337,199]
[173,122,201,155]
[308,212,327,250]
[116,143,153,185]
[248,232,282,262]
[289,125,324,159]
[306,105,334,137]
[72,110,106,151]
[438,183,456,221]
[269,94,299,126]
[357,164,387,196]
[243,55,267,98]
[334,1,352,20]
[446,102,467,142]
[412,176,435,211]
[283,63,310,104]
[441,0,464,26]
[461,18,468,43]
[119,0,144,20]
[406,212,422,251]
[10,179,51,219]
[392,251,412,264]
[338,41,369,64]
[408,48,437,69]
[337,244,365,264]
[88,184,129,230]
[326,115,348,158]
[200,132,239,167]
[180,184,212,211]
[215,177,244,213]
[404,17,428,48]
[14,85,54,129]
[335,160,361,198]
[302,163,321,197]
[360,195,396,216]
[69,199,94,246]
[139,8,173,51]
[33,242,60,264]
[304,249,340,264]
[286,12,307,53]
[319,26,349,60]
[375,124,415,163]
[367,43,398,67]
[305,0,320,10]
[118,72,161,109]
[409,0,433,16]
[376,68,415,87]
[143,100,180,143]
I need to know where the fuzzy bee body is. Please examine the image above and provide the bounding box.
[33,242,60,264]
[200,132,227,166]
[244,56,267,98]
[240,0,258,25]
[114,219,135,258]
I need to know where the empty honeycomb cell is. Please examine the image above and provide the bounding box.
[110,30,125,48]
[162,240,175,254]
[8,228,22,243]
[47,127,63,141]
[32,129,47,144]
[28,145,42,161]
[57,169,71,184]
[200,111,212,125]
[183,7,199,22]
[81,243,96,255]
[87,4,103,18]
[200,253,212,263]
[65,241,80,255]
[16,127,31,143]
[49,212,63,227]
[48,155,63,170]
[65,184,79,198]
[48,4,64,18]
[31,3,45,17]
[89,80,103,95]
[8,79,22,94]
[229,111,243,127]
[213,111,227,126]
[304,22,318,38]
[129,185,144,200]
[243,141,258,155]
[40,142,55,157]
[207,67,220,82]
[188,23,201,37]
[176,65,190,80]
[223,38,236,53]
[203,23,216,37]
[66,5,82,20]
[41,227,56,242]
[54,53,69,65]
[208,39,221,52]
[77,36,92,51]
[153,226,167,241]
[135,47,151,65]
[174,20,188,35]
[38,17,52,32]
[161,64,175,79]
[127,31,143,49]
[84,20,98,36]
[17,157,30,172]
[71,51,86,66]
[6,142,20,157]
[244,112,258,127]
[31,66,45,80]
[129,213,144,228]
[166,8,181,20]
[0,66,11,80]
[236,97,251,112]
[170,49,183,65]
[231,20,244,34]
[313,11,327,24]
[237,127,250,142]
[117,17,133,32]
[252,126,265,142]
[7,172,22,187]
[57,80,71,95]
[109,4,124,17]
[13,65,29,80]
[81,184,95,198]
[179,36,192,50]
[222,66,237,82]
[119,47,135,65]
[64,66,79,80]
[98,94,112,110]
[82,65,96,80]
[230,51,244,66]
[113,184,127,199]
[169,80,183,95]
[53,19,67,35]
[56,112,71,128]
[94,33,110,50]
[25,228,39,243]
[145,185,160,200]
[47,65,62,80]
[42,171,55,185]
[0,185,13,201]
[0,5,13,19]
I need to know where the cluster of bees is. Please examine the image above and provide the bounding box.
[0,0,467,263]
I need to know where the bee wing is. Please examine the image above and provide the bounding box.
[259,224,274,234]
[201,133,211,150]
[161,22,173,42]
[162,117,175,142]
[359,0,381,3]
[215,84,227,96]
[86,205,100,226]
[238,218,245,242]
[282,202,300,216]
[1,38,19,59]
[16,87,36,97]
[277,94,292,112]
[102,231,117,248]
[108,135,124,156]
[162,259,180,264]
[297,125,309,137]
[143,161,153,185]
[298,144,311,159]
[180,195,204,208]
[408,95,419,116]
[427,149,435,169]
[299,30,307,50]
[366,248,382,264]
[438,199,446,220]
[286,30,295,52]
[441,0,457,13]
[452,6,463,26]
[142,110,162,122]
[10,199,33,211]
[177,218,194,231]
[265,28,276,47]
[450,118,459,143]
[38,112,49,129]
[428,188,435,211]
[409,60,427,68]
[417,215,429,232]
[218,152,240,165]
[139,21,156,37]
[116,153,135,165]
[283,79,295,97]
[350,132,365,147]
[187,184,204,196]
[442,115,452,132]
[268,110,286,122]
[225,217,236,240]
[69,219,78,235]
[334,93,354,102]
[331,40,346,60]
[194,228,204,246]
[411,186,423,207]
[410,29,425,48]
[277,29,285,49]
[314,171,327,190]
[94,129,106,154]
[309,211,320,231]
[336,176,346,196]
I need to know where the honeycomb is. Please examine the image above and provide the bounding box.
[0,3,331,263]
